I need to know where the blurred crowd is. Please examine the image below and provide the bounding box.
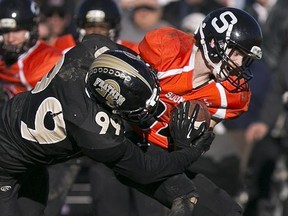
[1,0,288,215]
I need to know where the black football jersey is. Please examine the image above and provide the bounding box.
[0,35,127,172]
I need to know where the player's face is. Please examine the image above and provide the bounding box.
[84,23,110,37]
[222,48,248,79]
[226,48,245,68]
[2,30,28,48]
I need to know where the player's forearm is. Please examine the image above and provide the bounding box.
[81,137,202,184]
[109,138,203,184]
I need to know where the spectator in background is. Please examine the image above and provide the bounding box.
[38,0,77,53]
[161,0,224,28]
[119,0,171,43]
[0,0,62,103]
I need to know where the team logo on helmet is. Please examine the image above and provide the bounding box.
[86,10,105,23]
[92,77,126,108]
[0,18,16,29]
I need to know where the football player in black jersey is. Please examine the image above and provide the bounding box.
[0,34,213,216]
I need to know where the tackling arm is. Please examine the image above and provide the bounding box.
[81,131,214,184]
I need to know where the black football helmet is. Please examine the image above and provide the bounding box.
[86,50,160,123]
[195,7,263,92]
[75,0,121,42]
[0,0,39,65]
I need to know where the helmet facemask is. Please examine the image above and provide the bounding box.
[112,82,160,124]
[78,21,118,42]
[214,39,255,93]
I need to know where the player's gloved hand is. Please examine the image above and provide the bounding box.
[169,101,207,150]
[191,128,215,155]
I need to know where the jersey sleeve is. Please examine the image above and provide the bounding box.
[138,27,194,72]
[105,138,204,184]
[138,27,195,95]
[68,119,127,160]
[187,81,251,120]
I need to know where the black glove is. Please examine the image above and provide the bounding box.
[169,101,207,149]
[191,128,215,154]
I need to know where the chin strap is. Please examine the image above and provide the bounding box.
[199,22,236,82]
[198,23,221,79]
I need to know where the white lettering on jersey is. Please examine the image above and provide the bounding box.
[95,111,121,135]
[165,92,185,103]
[21,97,67,144]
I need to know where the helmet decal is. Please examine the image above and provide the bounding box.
[86,10,105,23]
[0,19,16,29]
[93,78,126,108]
[90,52,153,92]
[211,11,237,34]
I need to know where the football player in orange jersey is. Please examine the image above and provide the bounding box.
[136,7,262,149]
[0,0,62,103]
[122,7,263,216]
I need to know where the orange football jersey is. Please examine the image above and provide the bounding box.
[0,40,62,98]
[137,27,251,148]
[52,34,76,53]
